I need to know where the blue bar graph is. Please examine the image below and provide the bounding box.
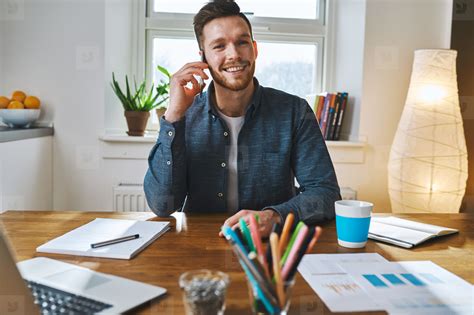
[400,273,425,286]
[363,274,388,287]
[382,273,405,285]
[419,273,443,284]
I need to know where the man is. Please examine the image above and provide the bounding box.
[144,0,340,237]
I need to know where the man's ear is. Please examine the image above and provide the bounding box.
[253,40,258,59]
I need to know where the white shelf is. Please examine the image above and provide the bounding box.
[99,130,366,163]
[326,140,365,148]
[99,131,158,143]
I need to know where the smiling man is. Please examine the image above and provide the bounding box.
[144,0,340,237]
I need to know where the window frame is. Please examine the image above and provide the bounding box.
[135,0,331,129]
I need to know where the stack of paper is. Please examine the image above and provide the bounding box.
[37,218,170,259]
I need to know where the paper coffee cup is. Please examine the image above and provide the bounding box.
[335,200,373,248]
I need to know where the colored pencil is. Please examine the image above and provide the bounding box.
[306,226,323,254]
[279,212,295,254]
[281,225,309,280]
[240,218,256,253]
[249,214,269,277]
[284,226,315,281]
[270,232,285,308]
[281,221,304,265]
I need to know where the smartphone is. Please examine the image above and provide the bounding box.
[199,51,207,96]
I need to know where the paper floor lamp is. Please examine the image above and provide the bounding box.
[388,49,468,213]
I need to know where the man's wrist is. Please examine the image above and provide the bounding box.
[164,109,185,123]
[264,208,282,224]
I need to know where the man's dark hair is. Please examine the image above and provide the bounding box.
[193,0,253,50]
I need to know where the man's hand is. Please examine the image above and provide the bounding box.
[219,209,282,238]
[164,61,209,123]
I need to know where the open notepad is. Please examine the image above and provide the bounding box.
[368,216,458,248]
[37,218,170,259]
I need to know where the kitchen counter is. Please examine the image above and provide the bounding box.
[0,126,54,143]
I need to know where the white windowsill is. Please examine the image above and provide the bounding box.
[99,130,366,163]
[100,131,365,147]
[99,131,158,143]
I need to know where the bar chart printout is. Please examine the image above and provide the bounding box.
[298,253,388,312]
[338,261,474,315]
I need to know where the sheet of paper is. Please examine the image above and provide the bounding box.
[298,253,388,312]
[338,261,474,315]
[37,218,170,259]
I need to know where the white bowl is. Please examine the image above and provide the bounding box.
[0,109,41,128]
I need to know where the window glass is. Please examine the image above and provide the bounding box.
[152,38,317,98]
[153,0,318,19]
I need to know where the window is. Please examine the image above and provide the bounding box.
[153,0,320,19]
[141,0,327,127]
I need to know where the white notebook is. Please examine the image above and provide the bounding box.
[368,216,458,248]
[37,218,170,259]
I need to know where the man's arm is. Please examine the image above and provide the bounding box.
[264,100,341,224]
[144,62,208,217]
[144,118,187,217]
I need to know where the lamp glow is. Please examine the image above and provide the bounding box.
[388,50,468,213]
[418,85,446,103]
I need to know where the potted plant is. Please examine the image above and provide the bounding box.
[155,65,171,122]
[111,73,162,136]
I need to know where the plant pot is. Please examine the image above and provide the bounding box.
[124,111,150,136]
[156,108,167,122]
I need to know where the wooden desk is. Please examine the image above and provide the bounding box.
[0,211,472,314]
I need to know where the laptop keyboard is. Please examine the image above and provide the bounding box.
[26,280,113,314]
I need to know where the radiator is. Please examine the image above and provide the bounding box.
[113,183,150,212]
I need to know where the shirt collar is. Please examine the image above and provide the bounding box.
[205,78,263,118]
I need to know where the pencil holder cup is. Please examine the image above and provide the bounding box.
[179,269,230,315]
[246,278,296,315]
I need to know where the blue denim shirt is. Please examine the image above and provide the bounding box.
[144,79,340,224]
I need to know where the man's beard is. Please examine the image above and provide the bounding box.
[209,61,255,91]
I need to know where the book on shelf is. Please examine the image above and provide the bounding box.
[314,94,326,123]
[368,216,458,248]
[326,92,342,140]
[324,94,337,140]
[333,92,348,141]
[312,91,349,141]
[319,93,332,136]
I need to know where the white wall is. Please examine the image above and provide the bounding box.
[0,8,4,93]
[104,0,133,131]
[332,0,453,212]
[329,0,366,141]
[2,0,108,210]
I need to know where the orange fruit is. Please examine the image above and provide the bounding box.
[7,101,25,109]
[11,90,27,103]
[24,96,41,109]
[0,96,9,108]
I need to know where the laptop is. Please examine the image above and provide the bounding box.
[0,231,166,314]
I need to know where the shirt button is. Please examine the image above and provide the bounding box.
[217,192,224,198]
[221,162,226,168]
[166,160,171,165]
[224,131,229,137]
[168,131,173,137]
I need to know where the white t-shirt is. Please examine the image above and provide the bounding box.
[217,111,245,213]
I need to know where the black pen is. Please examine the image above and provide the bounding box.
[90,234,140,249]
